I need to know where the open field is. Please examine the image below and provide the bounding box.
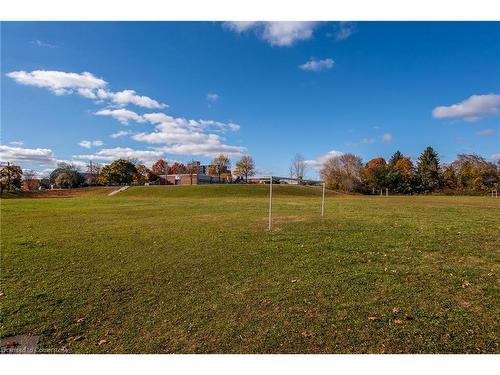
[1,185,499,353]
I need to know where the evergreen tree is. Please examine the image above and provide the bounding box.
[416,146,441,193]
[388,150,404,167]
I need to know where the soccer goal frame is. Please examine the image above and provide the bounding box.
[266,176,326,231]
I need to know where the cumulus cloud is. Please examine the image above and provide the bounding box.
[110,130,131,138]
[95,108,146,124]
[8,140,24,146]
[476,128,496,136]
[299,58,335,72]
[305,150,345,170]
[432,94,500,122]
[6,70,167,109]
[491,153,500,161]
[6,70,107,96]
[225,21,319,47]
[0,145,56,165]
[330,22,356,41]
[382,133,393,143]
[207,93,220,102]
[96,89,167,109]
[130,113,245,157]
[73,147,166,165]
[78,140,104,149]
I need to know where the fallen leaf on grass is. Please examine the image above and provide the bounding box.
[404,314,414,321]
[291,279,298,283]
[76,317,85,323]
[301,331,312,338]
[394,319,403,325]
[98,339,107,346]
[392,307,400,314]
[368,316,380,321]
[3,340,18,348]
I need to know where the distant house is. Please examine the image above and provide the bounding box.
[157,161,230,185]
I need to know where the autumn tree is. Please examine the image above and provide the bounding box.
[99,159,137,185]
[290,153,306,182]
[386,151,416,194]
[451,154,498,192]
[362,157,388,193]
[320,153,363,192]
[151,159,169,175]
[234,155,256,182]
[134,164,151,184]
[50,162,84,189]
[416,146,440,193]
[392,157,416,194]
[169,162,187,174]
[0,163,23,193]
[208,154,231,183]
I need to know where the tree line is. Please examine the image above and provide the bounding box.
[1,146,498,194]
[318,146,499,195]
[0,154,257,191]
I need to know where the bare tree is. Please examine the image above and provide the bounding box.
[186,160,199,185]
[290,153,306,183]
[86,161,102,185]
[321,153,363,192]
[23,169,38,190]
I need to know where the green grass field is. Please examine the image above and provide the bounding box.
[1,185,499,353]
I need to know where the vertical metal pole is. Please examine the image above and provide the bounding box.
[268,176,273,231]
[386,187,388,197]
[321,182,325,217]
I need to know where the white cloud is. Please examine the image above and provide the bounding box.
[130,113,245,157]
[382,133,393,143]
[110,130,131,138]
[31,39,57,48]
[225,21,319,47]
[95,108,146,125]
[432,94,500,122]
[96,89,167,109]
[73,147,166,165]
[6,70,167,109]
[330,22,356,41]
[207,93,220,102]
[0,145,56,165]
[491,154,500,161]
[305,150,345,170]
[299,58,335,72]
[476,128,496,136]
[8,140,24,146]
[6,70,107,96]
[78,140,104,149]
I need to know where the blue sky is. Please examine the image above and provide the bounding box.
[1,21,499,176]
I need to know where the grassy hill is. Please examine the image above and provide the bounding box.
[1,187,498,353]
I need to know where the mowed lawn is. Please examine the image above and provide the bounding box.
[1,185,499,353]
